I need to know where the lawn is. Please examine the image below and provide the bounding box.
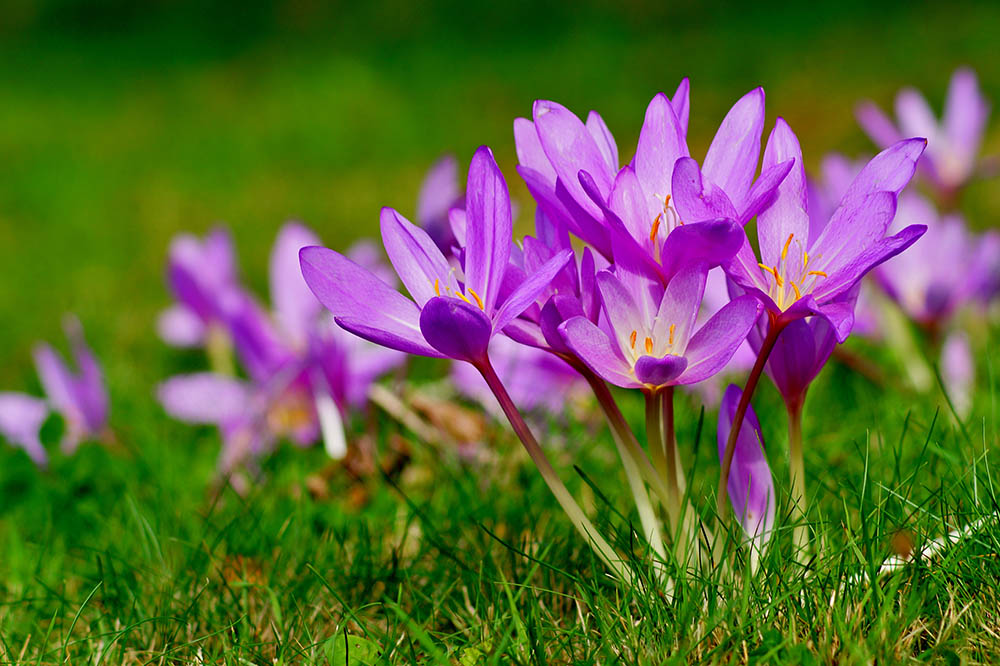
[1,2,999,662]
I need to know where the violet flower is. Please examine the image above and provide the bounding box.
[560,265,759,392]
[160,223,404,474]
[299,146,573,366]
[875,192,1000,332]
[717,384,775,553]
[857,67,992,200]
[157,227,242,348]
[0,316,109,465]
[716,119,926,528]
[300,146,632,581]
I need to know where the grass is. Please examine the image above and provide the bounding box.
[1,1,1000,662]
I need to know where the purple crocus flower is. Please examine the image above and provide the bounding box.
[875,192,1000,332]
[157,227,242,347]
[752,313,838,414]
[160,223,405,471]
[857,67,992,199]
[717,384,775,550]
[0,316,109,465]
[559,264,759,391]
[722,119,927,340]
[299,146,573,367]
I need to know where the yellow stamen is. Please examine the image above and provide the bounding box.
[790,280,802,300]
[467,287,485,310]
[456,292,472,306]
[644,337,653,354]
[802,251,810,268]
[650,214,662,242]
[629,330,637,349]
[434,279,441,296]
[781,233,794,262]
[668,323,675,346]
[758,263,783,287]
[664,194,671,209]
[807,270,827,278]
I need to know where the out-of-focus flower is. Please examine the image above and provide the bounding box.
[451,335,586,419]
[723,119,926,340]
[875,193,1000,331]
[300,146,572,366]
[0,316,109,465]
[717,384,775,550]
[416,155,464,253]
[560,264,759,391]
[160,223,405,473]
[857,67,992,199]
[158,227,242,348]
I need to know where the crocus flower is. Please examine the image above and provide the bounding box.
[559,264,759,392]
[717,384,775,550]
[299,146,573,367]
[157,227,242,347]
[160,223,404,473]
[0,316,109,465]
[857,67,991,199]
[416,154,464,253]
[875,192,1000,332]
[722,119,927,340]
[752,313,838,414]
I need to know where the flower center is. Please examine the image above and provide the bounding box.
[649,194,683,262]
[757,233,828,310]
[627,323,677,364]
[433,278,485,311]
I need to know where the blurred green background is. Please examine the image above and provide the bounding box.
[0,0,998,397]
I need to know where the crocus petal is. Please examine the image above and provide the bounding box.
[558,316,640,388]
[633,92,688,204]
[514,117,557,183]
[417,154,461,227]
[32,343,78,421]
[607,164,661,254]
[270,221,323,347]
[758,118,809,272]
[765,316,837,406]
[895,88,938,145]
[539,294,586,353]
[813,223,927,307]
[717,384,775,546]
[380,207,453,307]
[652,264,707,352]
[586,110,619,172]
[740,158,795,225]
[465,146,513,313]
[810,191,898,276]
[64,316,108,432]
[943,67,989,180]
[157,304,205,347]
[856,101,902,149]
[419,296,493,363]
[335,316,445,358]
[671,77,691,133]
[299,246,435,356]
[157,373,252,425]
[838,138,926,204]
[678,295,759,384]
[703,88,765,211]
[634,354,688,386]
[0,392,49,465]
[493,249,574,333]
[596,270,648,354]
[660,219,745,284]
[671,157,738,223]
[533,100,613,217]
